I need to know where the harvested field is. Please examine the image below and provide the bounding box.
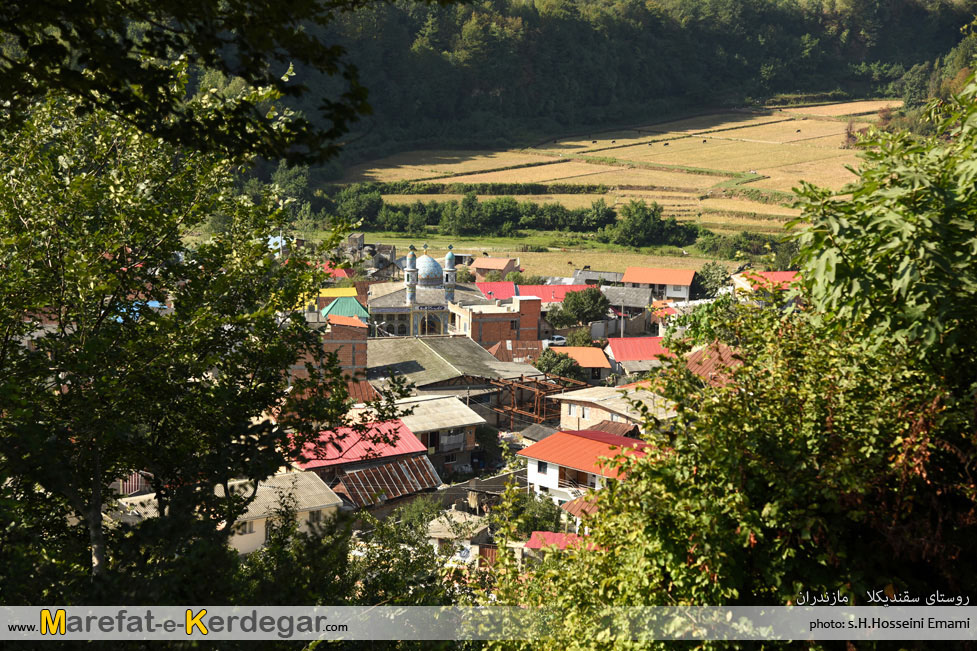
[639,112,786,134]
[780,99,902,117]
[609,139,845,172]
[515,250,732,277]
[341,150,559,183]
[715,118,872,143]
[751,152,863,191]
[381,193,608,209]
[556,167,723,190]
[438,161,609,184]
[699,198,800,217]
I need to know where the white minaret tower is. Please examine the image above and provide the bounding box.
[444,244,456,303]
[405,245,417,306]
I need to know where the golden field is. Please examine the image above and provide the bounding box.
[339,101,895,237]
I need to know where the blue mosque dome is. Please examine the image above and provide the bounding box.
[416,254,444,286]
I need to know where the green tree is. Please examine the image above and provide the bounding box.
[565,328,596,347]
[484,270,504,282]
[691,261,730,298]
[0,3,377,162]
[793,79,977,387]
[0,89,405,603]
[456,266,475,282]
[534,348,585,381]
[547,287,610,328]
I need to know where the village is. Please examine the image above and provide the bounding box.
[111,231,797,572]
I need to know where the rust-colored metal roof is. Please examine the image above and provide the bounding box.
[488,339,544,363]
[346,379,379,403]
[560,494,599,520]
[621,267,695,286]
[589,419,638,438]
[685,342,741,387]
[333,455,442,507]
[517,429,647,478]
[555,346,611,369]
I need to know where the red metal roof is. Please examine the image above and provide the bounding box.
[476,282,517,300]
[517,285,590,303]
[526,531,587,550]
[590,419,638,437]
[744,270,798,290]
[607,337,675,362]
[296,420,425,469]
[323,261,352,279]
[333,455,441,507]
[621,267,695,286]
[517,429,647,478]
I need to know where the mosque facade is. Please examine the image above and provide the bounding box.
[368,244,462,336]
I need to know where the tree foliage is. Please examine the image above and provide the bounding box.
[533,348,585,381]
[0,88,406,604]
[0,2,374,162]
[484,71,977,647]
[547,287,610,328]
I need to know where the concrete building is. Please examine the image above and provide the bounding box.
[621,267,695,301]
[549,384,675,431]
[115,472,343,555]
[448,295,541,346]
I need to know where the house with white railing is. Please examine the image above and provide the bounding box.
[516,429,648,506]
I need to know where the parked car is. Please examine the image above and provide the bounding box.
[544,335,567,347]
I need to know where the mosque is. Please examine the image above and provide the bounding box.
[367,244,488,336]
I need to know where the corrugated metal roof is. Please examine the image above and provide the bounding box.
[560,495,599,520]
[606,337,674,362]
[297,420,425,469]
[350,395,485,433]
[686,342,741,387]
[476,282,517,300]
[321,296,369,320]
[334,455,442,507]
[517,285,590,303]
[347,379,379,403]
[470,257,516,270]
[590,420,638,437]
[517,430,647,478]
[323,262,352,279]
[320,287,359,298]
[555,346,611,369]
[733,270,799,291]
[621,267,695,286]
[116,472,342,522]
[548,385,676,421]
[326,314,367,328]
[525,531,586,550]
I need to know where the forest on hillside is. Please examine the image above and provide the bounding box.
[268,0,977,177]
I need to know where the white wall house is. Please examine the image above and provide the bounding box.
[620,267,695,301]
[116,472,343,555]
[517,430,645,506]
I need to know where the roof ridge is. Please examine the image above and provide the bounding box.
[419,337,465,378]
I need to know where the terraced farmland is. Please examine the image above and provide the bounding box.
[338,100,897,236]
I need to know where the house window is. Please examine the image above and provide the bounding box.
[537,460,548,474]
[568,404,576,416]
[538,486,549,495]
[582,406,590,419]
[235,521,255,535]
[308,510,322,524]
[510,320,518,330]
[444,453,457,464]
[591,367,601,380]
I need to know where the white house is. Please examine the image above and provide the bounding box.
[621,267,695,301]
[115,471,343,555]
[516,429,647,506]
